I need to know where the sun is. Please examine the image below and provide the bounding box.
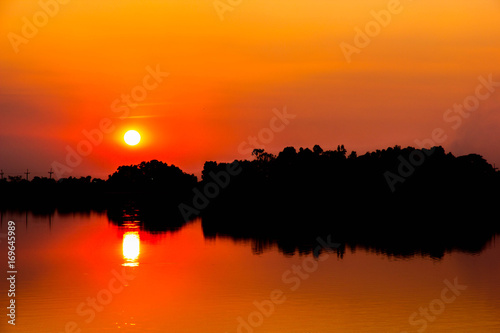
[124,130,141,146]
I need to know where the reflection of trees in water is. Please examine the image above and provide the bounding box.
[200,212,498,259]
[106,201,188,233]
[2,204,497,259]
[197,145,499,258]
[1,146,499,258]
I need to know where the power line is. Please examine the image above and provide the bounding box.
[0,169,57,179]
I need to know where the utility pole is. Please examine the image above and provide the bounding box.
[48,168,54,179]
[24,169,30,180]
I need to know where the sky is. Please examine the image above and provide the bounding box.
[0,0,499,179]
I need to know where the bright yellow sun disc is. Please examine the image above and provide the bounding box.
[124,130,141,146]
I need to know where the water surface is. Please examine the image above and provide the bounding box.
[1,211,499,332]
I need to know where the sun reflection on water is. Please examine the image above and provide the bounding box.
[122,231,140,267]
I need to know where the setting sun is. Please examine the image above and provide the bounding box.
[124,130,141,146]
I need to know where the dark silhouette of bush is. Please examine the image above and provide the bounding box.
[1,146,498,258]
[198,145,499,242]
[0,160,197,212]
[107,160,197,199]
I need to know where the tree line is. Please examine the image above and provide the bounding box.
[2,145,499,257]
[1,144,499,223]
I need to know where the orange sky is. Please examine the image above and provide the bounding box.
[1,0,499,179]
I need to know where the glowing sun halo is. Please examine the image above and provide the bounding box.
[124,130,141,146]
